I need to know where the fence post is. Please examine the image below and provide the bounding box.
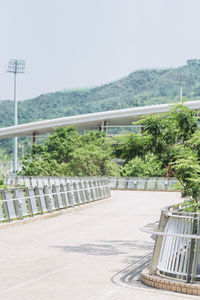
[25,187,38,216]
[186,215,197,283]
[191,216,200,283]
[60,183,69,207]
[150,210,168,275]
[43,186,54,212]
[66,182,75,207]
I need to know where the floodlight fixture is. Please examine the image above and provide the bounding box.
[7,59,26,173]
[8,59,25,74]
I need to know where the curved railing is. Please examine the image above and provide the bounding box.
[0,177,111,223]
[108,177,178,191]
[141,203,200,283]
[5,175,178,191]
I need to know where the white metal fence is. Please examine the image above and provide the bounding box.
[0,177,111,223]
[108,177,178,191]
[141,204,200,283]
[5,175,178,191]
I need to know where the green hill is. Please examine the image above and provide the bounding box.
[1,59,200,155]
[1,59,200,129]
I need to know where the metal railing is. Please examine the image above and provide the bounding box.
[5,175,178,191]
[0,178,111,223]
[108,177,178,191]
[141,204,200,283]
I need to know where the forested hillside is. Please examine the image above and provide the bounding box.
[1,59,200,155]
[1,59,200,128]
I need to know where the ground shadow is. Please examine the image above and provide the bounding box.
[111,252,152,287]
[51,240,153,256]
[51,239,153,286]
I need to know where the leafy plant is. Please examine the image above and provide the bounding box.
[21,126,120,177]
[121,156,165,177]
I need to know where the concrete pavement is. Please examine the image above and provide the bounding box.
[0,190,197,299]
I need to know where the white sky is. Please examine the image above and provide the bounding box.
[0,0,200,100]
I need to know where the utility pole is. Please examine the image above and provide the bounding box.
[7,59,25,173]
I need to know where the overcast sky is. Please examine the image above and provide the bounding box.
[0,0,200,100]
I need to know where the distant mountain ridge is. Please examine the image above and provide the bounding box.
[1,59,200,129]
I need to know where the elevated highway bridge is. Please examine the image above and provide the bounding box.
[0,100,200,139]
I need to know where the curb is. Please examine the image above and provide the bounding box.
[111,189,179,192]
[141,268,200,296]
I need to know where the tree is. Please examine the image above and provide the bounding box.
[113,133,150,162]
[116,102,200,209]
[136,103,200,207]
[21,126,120,177]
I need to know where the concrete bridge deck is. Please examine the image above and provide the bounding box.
[0,191,196,299]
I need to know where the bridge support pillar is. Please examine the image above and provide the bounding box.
[32,132,36,145]
[99,121,108,133]
[32,132,37,156]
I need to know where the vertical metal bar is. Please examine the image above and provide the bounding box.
[182,219,191,275]
[13,71,17,173]
[68,182,75,206]
[101,179,106,198]
[78,181,85,203]
[93,180,99,200]
[83,181,89,202]
[44,186,53,212]
[86,181,92,202]
[125,178,129,189]
[176,218,186,274]
[60,184,68,207]
[174,218,185,274]
[25,187,37,216]
[163,218,174,271]
[157,220,169,270]
[191,217,200,283]
[168,218,179,272]
[186,215,196,283]
[158,218,172,271]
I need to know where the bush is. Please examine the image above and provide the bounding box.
[121,156,166,177]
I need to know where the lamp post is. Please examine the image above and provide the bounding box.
[7,59,25,173]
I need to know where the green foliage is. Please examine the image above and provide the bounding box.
[113,134,151,162]
[0,149,12,178]
[33,126,81,163]
[115,102,200,209]
[121,156,166,177]
[134,103,198,166]
[0,178,5,185]
[186,130,200,158]
[20,126,120,177]
[172,147,200,205]
[167,102,198,142]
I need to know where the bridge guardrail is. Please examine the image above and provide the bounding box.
[5,175,178,191]
[0,178,111,223]
[108,177,178,191]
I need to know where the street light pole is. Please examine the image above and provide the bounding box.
[7,59,25,173]
[14,71,17,173]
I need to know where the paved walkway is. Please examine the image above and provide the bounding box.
[0,191,197,299]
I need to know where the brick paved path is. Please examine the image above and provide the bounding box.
[0,191,197,299]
